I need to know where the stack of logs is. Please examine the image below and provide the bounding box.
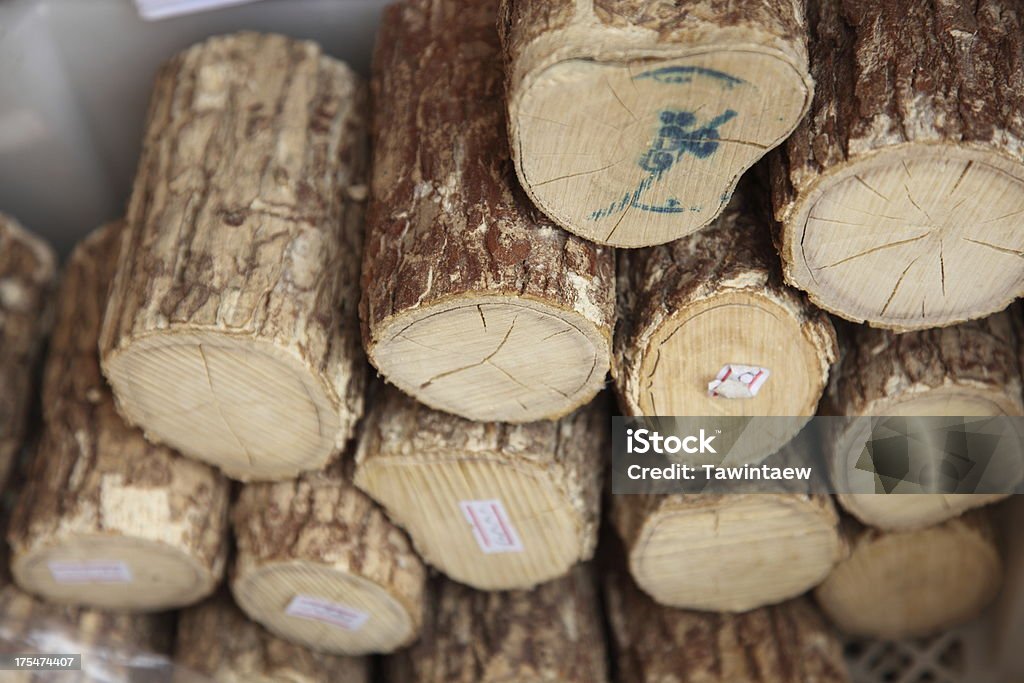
[0,0,1021,679]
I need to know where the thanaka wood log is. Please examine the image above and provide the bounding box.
[612,482,844,612]
[8,224,231,612]
[99,32,368,481]
[828,313,1024,531]
[499,0,813,247]
[0,213,55,488]
[354,386,603,590]
[604,564,850,683]
[771,0,1024,330]
[384,567,609,683]
[362,0,615,423]
[814,511,1003,639]
[231,455,426,655]
[174,593,370,683]
[614,189,837,461]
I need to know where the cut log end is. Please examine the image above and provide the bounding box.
[635,291,829,420]
[355,458,587,591]
[232,561,417,655]
[12,535,218,611]
[104,332,347,481]
[782,146,1024,330]
[815,514,1003,639]
[626,495,843,612]
[367,296,608,423]
[514,50,810,247]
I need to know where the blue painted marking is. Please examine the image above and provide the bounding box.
[636,66,745,89]
[589,108,737,220]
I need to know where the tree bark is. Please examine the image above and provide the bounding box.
[612,486,844,612]
[604,565,850,683]
[384,567,609,683]
[99,32,368,481]
[771,0,1024,330]
[8,223,231,612]
[499,0,812,247]
[174,593,369,683]
[614,189,837,461]
[814,511,1003,639]
[354,386,604,590]
[828,313,1024,531]
[231,455,426,655]
[362,0,615,423]
[0,213,56,488]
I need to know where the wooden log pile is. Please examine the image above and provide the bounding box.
[4,0,1024,676]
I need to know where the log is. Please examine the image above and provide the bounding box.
[7,224,231,612]
[604,565,850,683]
[231,455,426,655]
[614,188,837,461]
[499,0,813,247]
[354,386,604,590]
[362,0,615,423]
[771,0,1024,331]
[814,511,1003,639]
[99,32,368,481]
[0,213,56,488]
[612,487,845,612]
[174,593,370,683]
[829,313,1024,531]
[0,545,173,683]
[384,567,609,683]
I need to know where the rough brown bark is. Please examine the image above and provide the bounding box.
[771,0,1024,330]
[384,567,609,683]
[8,224,231,612]
[499,0,812,247]
[354,386,604,590]
[99,32,367,481]
[174,593,370,683]
[0,213,56,488]
[814,511,1003,639]
[612,487,844,612]
[231,454,426,655]
[0,546,173,683]
[614,189,837,459]
[828,313,1024,531]
[362,0,615,423]
[604,565,850,683]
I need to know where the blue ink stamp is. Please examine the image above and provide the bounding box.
[636,66,744,89]
[590,108,737,221]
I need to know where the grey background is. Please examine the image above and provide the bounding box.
[0,0,391,255]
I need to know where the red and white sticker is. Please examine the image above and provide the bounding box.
[708,364,770,399]
[285,595,369,631]
[48,560,133,584]
[459,499,524,554]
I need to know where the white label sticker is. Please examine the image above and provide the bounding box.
[48,561,133,584]
[133,0,264,21]
[285,595,369,631]
[460,499,524,554]
[708,364,770,399]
